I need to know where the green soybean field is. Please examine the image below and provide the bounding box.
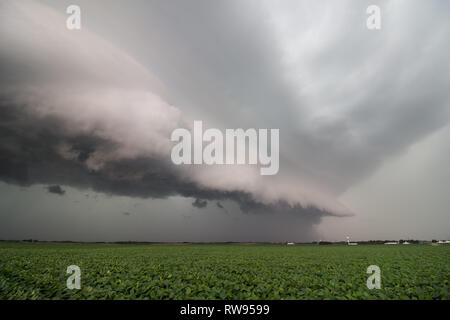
[0,242,449,300]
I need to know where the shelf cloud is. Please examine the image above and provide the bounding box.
[1,0,449,241]
[0,0,351,223]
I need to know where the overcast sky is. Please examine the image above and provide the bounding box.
[0,0,449,242]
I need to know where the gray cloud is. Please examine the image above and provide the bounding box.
[0,0,350,220]
[0,0,449,241]
[46,185,65,195]
[192,198,208,209]
[59,0,450,197]
[0,96,332,223]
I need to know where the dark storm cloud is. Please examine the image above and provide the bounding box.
[46,185,65,195]
[0,98,331,221]
[86,0,450,195]
[192,198,207,209]
[0,0,351,220]
[0,99,194,198]
[1,0,450,243]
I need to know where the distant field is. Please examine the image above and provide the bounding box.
[0,243,448,299]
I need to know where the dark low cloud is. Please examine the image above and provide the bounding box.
[0,98,333,223]
[0,1,349,220]
[46,185,65,195]
[192,198,208,209]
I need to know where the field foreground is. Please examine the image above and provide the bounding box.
[0,243,449,299]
